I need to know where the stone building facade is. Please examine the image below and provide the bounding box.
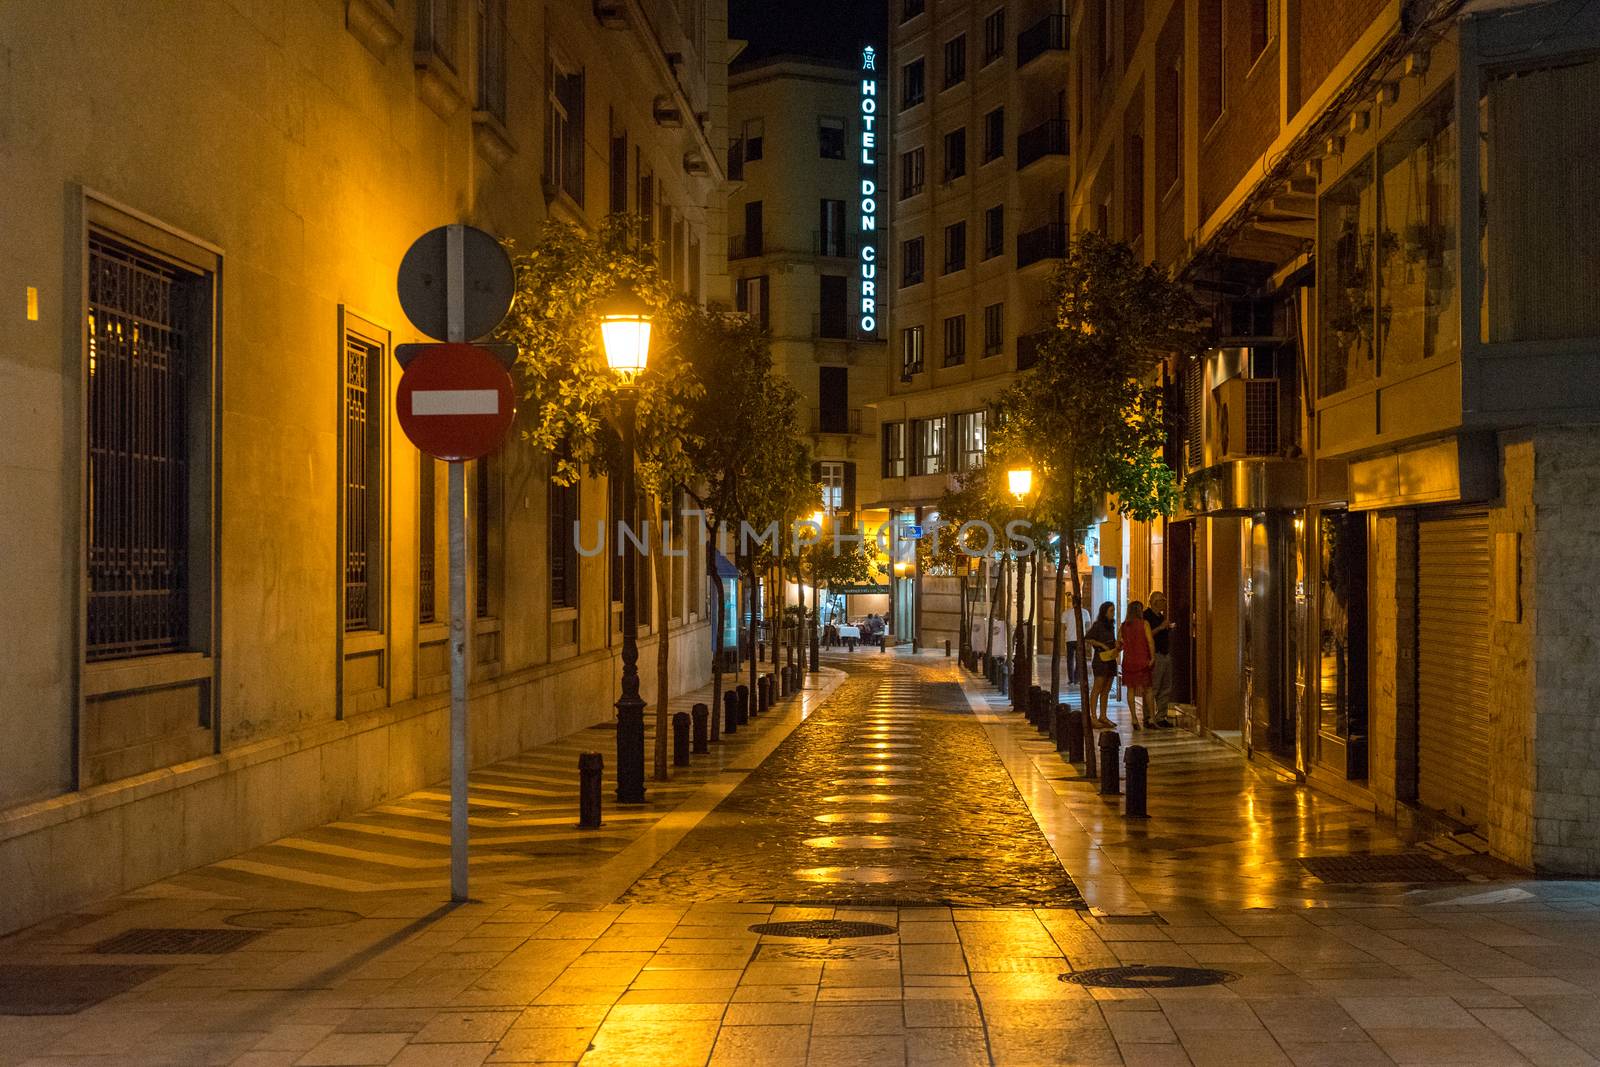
[0,0,730,935]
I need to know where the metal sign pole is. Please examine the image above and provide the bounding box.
[446,224,469,903]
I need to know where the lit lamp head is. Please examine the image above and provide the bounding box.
[598,285,652,383]
[1007,465,1034,503]
[811,509,827,527]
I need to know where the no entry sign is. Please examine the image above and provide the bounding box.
[396,343,515,461]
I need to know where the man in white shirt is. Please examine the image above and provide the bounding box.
[1062,596,1089,684]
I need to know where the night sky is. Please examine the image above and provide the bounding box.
[729,0,888,68]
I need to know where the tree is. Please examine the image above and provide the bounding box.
[926,465,1009,661]
[991,230,1207,774]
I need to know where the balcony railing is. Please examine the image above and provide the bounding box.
[813,231,861,258]
[1016,119,1068,169]
[728,232,764,260]
[811,408,864,435]
[1016,222,1067,268]
[1017,14,1068,67]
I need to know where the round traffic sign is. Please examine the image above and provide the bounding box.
[396,343,516,461]
[397,225,516,342]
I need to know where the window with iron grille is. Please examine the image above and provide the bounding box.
[983,302,1004,355]
[900,325,925,376]
[943,314,966,366]
[983,8,1005,63]
[1184,361,1205,471]
[899,146,925,198]
[943,34,966,88]
[549,462,579,610]
[547,60,585,204]
[474,455,495,618]
[475,0,506,123]
[417,0,458,71]
[419,459,437,624]
[343,331,384,632]
[86,235,204,661]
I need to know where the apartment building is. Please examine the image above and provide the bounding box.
[0,0,729,935]
[880,0,1075,649]
[727,52,894,620]
[1077,0,1600,874]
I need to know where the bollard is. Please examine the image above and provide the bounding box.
[1125,745,1149,817]
[757,675,770,714]
[736,684,750,726]
[1025,685,1039,725]
[944,639,951,658]
[1065,706,1086,762]
[578,752,604,828]
[1033,688,1048,732]
[999,661,1009,697]
[1054,702,1073,754]
[691,703,709,753]
[723,690,739,735]
[1099,729,1122,795]
[672,712,691,767]
[879,634,886,652]
[1043,695,1058,740]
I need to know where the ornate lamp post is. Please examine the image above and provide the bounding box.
[1007,465,1034,708]
[600,286,651,804]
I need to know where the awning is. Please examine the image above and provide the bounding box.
[712,550,741,580]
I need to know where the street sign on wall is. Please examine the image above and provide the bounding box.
[396,343,515,461]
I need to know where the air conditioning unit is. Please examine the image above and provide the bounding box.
[1212,377,1279,462]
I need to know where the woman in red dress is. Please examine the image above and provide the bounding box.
[1119,600,1156,729]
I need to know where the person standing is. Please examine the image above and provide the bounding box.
[1062,595,1089,685]
[1144,592,1175,727]
[1084,601,1120,729]
[1119,600,1156,730]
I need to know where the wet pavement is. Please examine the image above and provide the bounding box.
[622,657,1082,908]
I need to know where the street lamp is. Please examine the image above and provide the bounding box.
[600,285,651,804]
[1007,465,1034,502]
[1006,464,1034,709]
[808,509,826,673]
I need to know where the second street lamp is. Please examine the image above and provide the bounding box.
[809,509,825,673]
[600,285,651,804]
[1007,465,1034,711]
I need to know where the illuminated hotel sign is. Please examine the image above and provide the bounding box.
[859,45,879,336]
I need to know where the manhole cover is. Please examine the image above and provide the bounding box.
[1060,965,1239,989]
[92,928,262,955]
[1298,853,1464,884]
[793,866,921,884]
[0,964,169,1015]
[748,919,897,939]
[225,908,362,929]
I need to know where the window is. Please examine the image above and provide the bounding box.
[819,198,846,257]
[473,455,497,618]
[819,366,850,431]
[340,325,385,631]
[983,205,1005,260]
[900,147,925,198]
[1377,90,1458,367]
[736,274,770,328]
[547,61,585,203]
[1319,158,1376,397]
[901,58,925,108]
[983,107,1005,162]
[901,325,925,376]
[742,117,764,161]
[638,165,655,242]
[417,0,458,71]
[85,232,212,660]
[417,459,438,624]
[549,464,579,611]
[942,314,966,366]
[476,0,506,124]
[942,127,967,180]
[743,199,763,256]
[882,422,907,478]
[954,410,987,470]
[983,302,1004,355]
[910,416,947,475]
[943,221,967,274]
[609,131,628,214]
[820,461,847,510]
[819,116,846,160]
[1125,132,1145,240]
[943,34,966,88]
[1248,0,1277,64]
[983,8,1005,63]
[902,0,924,20]
[900,237,925,286]
[1199,0,1223,128]
[1157,55,1182,195]
[819,275,848,338]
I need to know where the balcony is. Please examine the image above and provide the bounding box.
[728,232,763,260]
[1016,222,1067,269]
[811,313,880,344]
[811,408,864,435]
[1016,119,1067,171]
[813,231,862,259]
[1017,14,1067,69]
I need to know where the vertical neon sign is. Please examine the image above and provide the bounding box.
[859,45,879,336]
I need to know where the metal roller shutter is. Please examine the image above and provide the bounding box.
[1416,509,1492,827]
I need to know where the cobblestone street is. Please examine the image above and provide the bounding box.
[623,657,1082,908]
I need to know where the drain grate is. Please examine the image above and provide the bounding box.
[93,928,262,955]
[225,908,361,930]
[0,964,169,1015]
[758,943,897,962]
[1061,965,1239,989]
[1298,853,1465,884]
[748,919,897,939]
